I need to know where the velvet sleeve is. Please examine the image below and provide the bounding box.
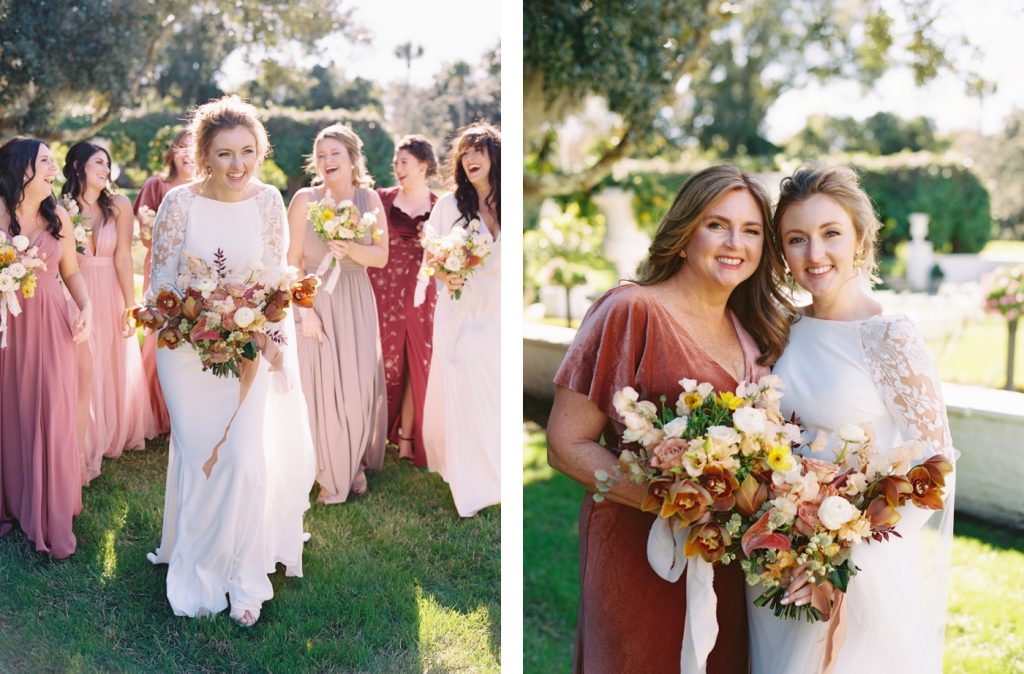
[553,286,650,422]
[134,176,163,216]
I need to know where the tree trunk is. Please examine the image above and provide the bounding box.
[1007,317,1019,391]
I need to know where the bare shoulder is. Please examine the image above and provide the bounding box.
[289,187,315,208]
[112,193,132,216]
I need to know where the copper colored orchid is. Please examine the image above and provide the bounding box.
[907,456,952,510]
[157,325,184,349]
[660,480,712,527]
[132,305,164,331]
[263,301,287,323]
[684,522,732,563]
[734,473,769,517]
[640,477,674,514]
[698,465,740,511]
[155,289,182,318]
[290,275,320,308]
[869,475,913,507]
[180,295,202,321]
[866,495,901,529]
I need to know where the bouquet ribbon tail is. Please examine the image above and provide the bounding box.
[202,354,260,479]
[0,291,21,349]
[315,254,340,294]
[681,556,718,674]
[647,518,688,582]
[413,270,428,308]
[820,589,848,674]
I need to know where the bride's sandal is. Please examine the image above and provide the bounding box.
[352,473,368,496]
[398,435,415,463]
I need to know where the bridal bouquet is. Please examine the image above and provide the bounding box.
[60,197,91,254]
[0,231,47,348]
[133,249,320,378]
[137,204,157,243]
[740,424,953,621]
[307,194,380,292]
[419,218,494,300]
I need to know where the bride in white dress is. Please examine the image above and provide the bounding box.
[418,123,501,518]
[747,165,956,673]
[146,96,316,626]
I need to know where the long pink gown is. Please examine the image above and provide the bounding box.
[75,214,149,482]
[134,176,172,437]
[367,186,437,466]
[0,230,82,558]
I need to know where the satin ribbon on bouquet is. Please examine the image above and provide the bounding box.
[647,518,719,674]
[314,253,342,294]
[201,335,285,478]
[0,289,23,349]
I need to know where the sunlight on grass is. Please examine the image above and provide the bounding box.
[99,530,118,587]
[416,586,499,673]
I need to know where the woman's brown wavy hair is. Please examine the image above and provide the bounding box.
[635,164,793,366]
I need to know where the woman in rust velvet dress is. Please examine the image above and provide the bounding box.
[369,135,438,465]
[548,165,793,673]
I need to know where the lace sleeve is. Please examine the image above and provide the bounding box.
[861,314,954,459]
[148,187,194,300]
[256,185,288,283]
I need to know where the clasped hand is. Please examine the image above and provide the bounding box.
[327,240,353,260]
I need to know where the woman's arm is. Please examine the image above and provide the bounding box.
[285,188,310,269]
[112,195,136,335]
[547,386,648,510]
[325,190,389,268]
[56,209,91,342]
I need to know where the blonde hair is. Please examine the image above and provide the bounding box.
[773,164,882,284]
[636,164,794,366]
[188,95,270,180]
[305,124,373,188]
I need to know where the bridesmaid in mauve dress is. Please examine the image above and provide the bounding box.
[134,129,194,438]
[0,137,92,559]
[287,123,388,502]
[61,142,148,484]
[547,165,794,673]
[369,135,438,465]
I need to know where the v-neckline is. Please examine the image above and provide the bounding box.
[634,284,748,386]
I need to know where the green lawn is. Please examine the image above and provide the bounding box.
[933,316,1024,392]
[0,438,500,673]
[524,414,1024,674]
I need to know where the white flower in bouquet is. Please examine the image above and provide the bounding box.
[838,423,867,444]
[7,262,26,279]
[662,416,689,439]
[11,235,29,252]
[233,307,256,329]
[817,495,859,531]
[444,252,465,272]
[63,198,80,217]
[74,226,87,242]
[0,272,16,293]
[733,406,766,434]
[193,277,218,296]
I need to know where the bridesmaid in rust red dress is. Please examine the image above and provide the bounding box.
[368,135,438,465]
[0,137,92,559]
[547,165,794,673]
[134,129,193,438]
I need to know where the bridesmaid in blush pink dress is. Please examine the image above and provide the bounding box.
[0,137,92,559]
[287,124,388,502]
[369,135,438,465]
[62,142,149,484]
[134,129,194,438]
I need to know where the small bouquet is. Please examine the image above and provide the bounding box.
[419,218,494,300]
[133,248,320,378]
[982,265,1024,322]
[0,230,48,348]
[740,423,953,621]
[60,197,91,254]
[307,194,380,292]
[137,205,157,243]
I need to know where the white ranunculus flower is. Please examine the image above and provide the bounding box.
[662,416,689,439]
[233,307,256,329]
[818,495,860,531]
[708,425,740,447]
[838,423,867,444]
[7,262,26,279]
[732,406,767,434]
[11,235,29,252]
[0,273,16,293]
[444,254,464,272]
[193,277,217,295]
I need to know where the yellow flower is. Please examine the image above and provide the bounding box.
[684,391,703,410]
[717,391,743,410]
[21,275,36,298]
[767,444,795,472]
[0,246,14,264]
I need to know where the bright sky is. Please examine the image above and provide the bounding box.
[764,0,1024,141]
[221,0,501,89]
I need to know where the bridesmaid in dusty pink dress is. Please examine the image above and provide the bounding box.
[61,142,149,483]
[287,124,388,502]
[134,129,193,438]
[369,135,438,465]
[0,137,91,559]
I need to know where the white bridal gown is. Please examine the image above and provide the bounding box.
[748,313,956,674]
[419,195,501,517]
[147,183,316,618]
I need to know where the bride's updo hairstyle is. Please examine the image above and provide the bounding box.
[635,164,793,366]
[188,95,270,181]
[773,164,882,285]
[305,124,373,188]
